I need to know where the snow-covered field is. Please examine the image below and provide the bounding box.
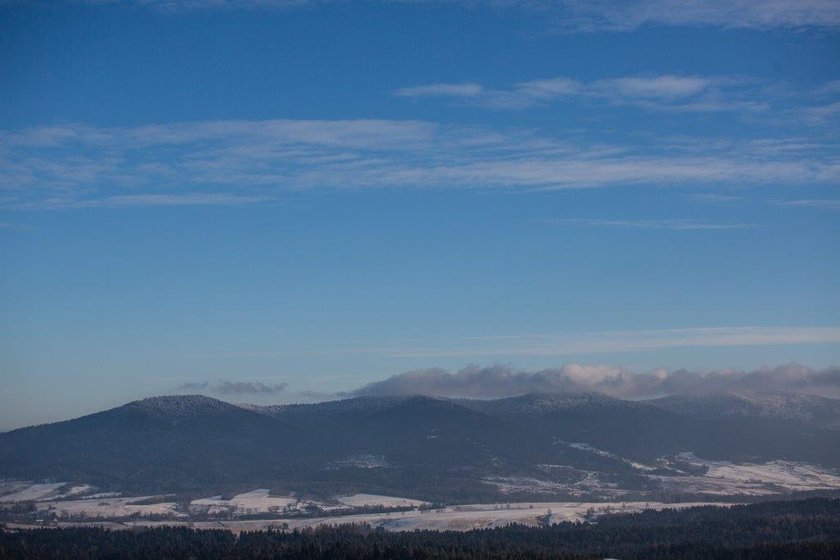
[1,483,430,520]
[327,455,390,470]
[191,489,300,516]
[179,500,731,533]
[484,472,626,498]
[336,494,427,509]
[485,476,578,495]
[55,485,96,499]
[36,497,181,519]
[485,454,840,498]
[560,442,657,472]
[655,454,840,496]
[190,491,427,515]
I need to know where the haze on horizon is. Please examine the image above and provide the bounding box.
[1,0,838,431]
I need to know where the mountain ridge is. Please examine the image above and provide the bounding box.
[1,391,837,498]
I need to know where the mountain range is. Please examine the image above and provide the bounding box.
[1,391,838,501]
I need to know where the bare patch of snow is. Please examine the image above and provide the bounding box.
[484,476,571,495]
[0,482,66,503]
[326,455,389,470]
[561,441,656,471]
[484,472,626,498]
[336,494,427,509]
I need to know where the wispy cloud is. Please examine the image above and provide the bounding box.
[2,119,838,209]
[551,0,840,32]
[395,83,486,99]
[548,218,756,230]
[690,193,743,203]
[38,193,271,209]
[352,362,840,399]
[65,1,840,32]
[777,199,840,210]
[105,0,312,11]
[367,326,840,359]
[800,101,840,125]
[0,221,33,232]
[396,77,586,110]
[396,74,813,114]
[178,380,289,395]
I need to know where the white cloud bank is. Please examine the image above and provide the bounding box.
[352,362,840,399]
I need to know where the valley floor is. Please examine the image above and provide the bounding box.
[6,500,733,533]
[3,454,840,532]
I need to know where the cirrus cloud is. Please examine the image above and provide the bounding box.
[396,74,794,113]
[552,0,840,32]
[58,1,840,32]
[2,118,839,209]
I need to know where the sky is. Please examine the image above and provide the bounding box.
[1,0,839,429]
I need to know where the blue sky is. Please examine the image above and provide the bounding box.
[1,0,839,429]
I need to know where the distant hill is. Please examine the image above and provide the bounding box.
[650,391,840,429]
[0,395,304,492]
